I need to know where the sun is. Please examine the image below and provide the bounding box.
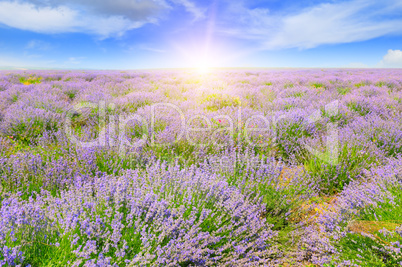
[194,56,218,74]
[197,61,211,74]
[171,39,230,72]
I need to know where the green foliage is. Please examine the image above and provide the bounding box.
[63,89,78,101]
[354,81,371,88]
[305,145,379,194]
[284,104,294,110]
[11,94,19,103]
[274,118,313,163]
[19,75,42,85]
[375,81,387,87]
[224,161,309,231]
[337,232,402,267]
[2,223,68,266]
[337,183,402,266]
[257,182,306,230]
[284,83,294,89]
[244,92,262,109]
[121,99,151,113]
[288,90,305,98]
[0,163,42,198]
[150,140,214,167]
[375,81,396,89]
[347,102,371,116]
[360,183,402,223]
[329,184,402,266]
[260,88,276,102]
[8,118,59,145]
[373,135,402,158]
[311,82,325,89]
[201,93,241,112]
[320,107,349,126]
[44,76,63,82]
[337,87,352,95]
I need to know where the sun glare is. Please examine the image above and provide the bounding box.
[172,39,232,73]
[194,56,219,74]
[197,62,211,74]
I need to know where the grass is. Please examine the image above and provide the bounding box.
[304,144,379,195]
[360,183,402,223]
[374,134,402,158]
[336,232,402,267]
[120,99,152,113]
[311,82,325,89]
[274,117,315,163]
[200,93,241,112]
[320,107,349,126]
[7,118,59,145]
[337,87,352,95]
[347,101,371,116]
[288,91,305,98]
[336,183,402,266]
[284,83,294,89]
[224,160,311,231]
[354,81,371,88]
[19,75,42,85]
[63,89,79,101]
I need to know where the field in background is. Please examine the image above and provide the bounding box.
[0,69,401,266]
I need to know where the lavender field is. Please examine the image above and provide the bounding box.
[0,69,401,266]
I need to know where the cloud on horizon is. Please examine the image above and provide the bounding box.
[378,49,402,68]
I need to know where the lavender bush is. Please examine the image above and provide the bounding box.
[0,69,401,266]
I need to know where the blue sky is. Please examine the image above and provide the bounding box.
[0,0,402,69]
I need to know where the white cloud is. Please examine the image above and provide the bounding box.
[0,2,78,34]
[172,0,205,20]
[26,40,52,50]
[222,0,402,50]
[66,57,85,65]
[0,1,144,38]
[138,44,166,53]
[0,0,204,38]
[27,0,170,21]
[378,49,402,68]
